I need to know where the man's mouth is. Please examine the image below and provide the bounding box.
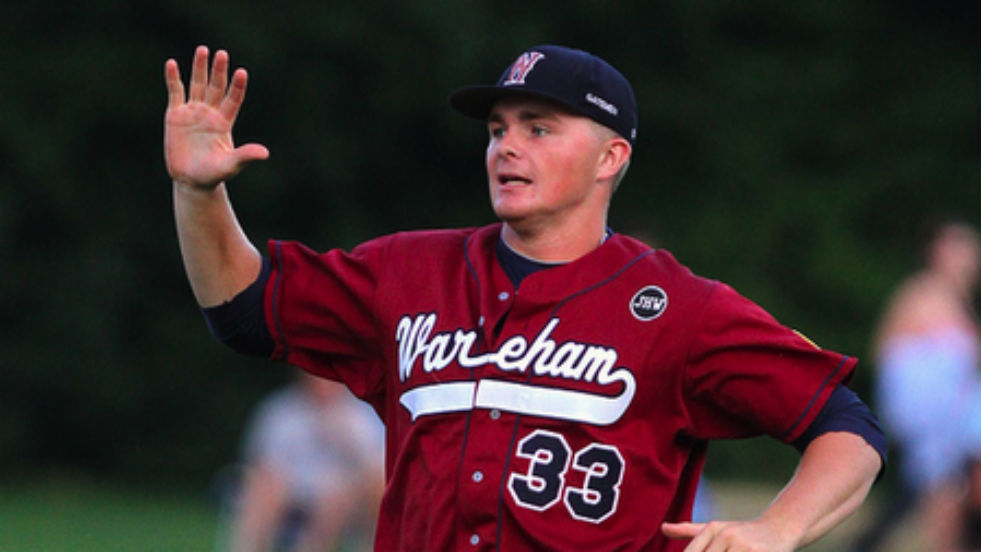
[498,173,532,186]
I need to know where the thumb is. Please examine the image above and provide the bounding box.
[661,521,704,540]
[233,142,270,164]
[221,143,269,177]
[219,144,269,180]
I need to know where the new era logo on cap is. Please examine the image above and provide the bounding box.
[449,45,638,146]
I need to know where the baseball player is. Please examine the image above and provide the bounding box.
[164,44,886,551]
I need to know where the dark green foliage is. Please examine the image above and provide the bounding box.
[0,1,976,484]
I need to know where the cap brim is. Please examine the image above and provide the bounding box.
[448,85,583,121]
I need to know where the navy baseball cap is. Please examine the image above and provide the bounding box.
[449,45,638,146]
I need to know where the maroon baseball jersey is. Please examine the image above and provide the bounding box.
[263,223,855,551]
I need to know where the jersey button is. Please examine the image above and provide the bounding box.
[497,291,510,301]
[478,315,485,327]
[489,408,501,420]
[470,534,480,546]
[472,470,484,483]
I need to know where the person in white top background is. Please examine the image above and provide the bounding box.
[224,370,384,552]
[852,218,981,551]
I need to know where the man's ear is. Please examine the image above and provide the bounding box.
[596,136,632,182]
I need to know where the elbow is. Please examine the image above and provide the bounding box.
[200,256,275,358]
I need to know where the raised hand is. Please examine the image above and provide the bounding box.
[164,46,269,189]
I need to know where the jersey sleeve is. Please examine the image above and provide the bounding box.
[265,237,389,399]
[682,282,857,443]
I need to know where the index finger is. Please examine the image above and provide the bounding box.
[661,522,704,539]
[218,67,250,123]
[164,58,185,109]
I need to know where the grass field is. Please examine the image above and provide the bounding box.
[0,477,221,552]
[0,477,922,551]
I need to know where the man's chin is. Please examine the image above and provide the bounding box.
[493,206,530,225]
[497,213,548,240]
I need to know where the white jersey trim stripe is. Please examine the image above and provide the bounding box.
[475,379,632,426]
[399,381,476,421]
[400,378,634,426]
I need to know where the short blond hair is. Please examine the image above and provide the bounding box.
[590,121,631,192]
[612,157,630,192]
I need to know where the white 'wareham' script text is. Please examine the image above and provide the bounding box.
[396,313,635,390]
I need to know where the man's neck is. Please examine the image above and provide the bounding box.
[500,221,608,263]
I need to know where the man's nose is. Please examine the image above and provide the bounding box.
[496,132,520,159]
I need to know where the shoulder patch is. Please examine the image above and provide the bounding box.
[630,285,668,321]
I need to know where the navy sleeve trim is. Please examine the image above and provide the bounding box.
[200,257,274,358]
[792,385,888,470]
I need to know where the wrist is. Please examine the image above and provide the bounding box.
[173,178,223,195]
[754,510,807,549]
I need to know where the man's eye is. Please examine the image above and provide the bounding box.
[490,127,506,138]
[531,125,549,137]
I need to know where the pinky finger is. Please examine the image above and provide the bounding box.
[164,59,186,108]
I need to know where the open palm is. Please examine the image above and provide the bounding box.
[164,46,268,189]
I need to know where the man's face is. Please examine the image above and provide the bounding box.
[485,97,612,232]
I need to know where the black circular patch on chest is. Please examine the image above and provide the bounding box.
[630,285,668,321]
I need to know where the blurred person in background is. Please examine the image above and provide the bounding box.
[965,453,981,551]
[690,479,717,525]
[851,218,980,551]
[226,370,385,552]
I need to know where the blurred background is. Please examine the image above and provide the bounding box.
[1,1,977,550]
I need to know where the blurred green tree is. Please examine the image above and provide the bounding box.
[0,0,976,485]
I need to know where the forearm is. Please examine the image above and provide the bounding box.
[229,464,288,552]
[758,431,881,547]
[173,181,262,307]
